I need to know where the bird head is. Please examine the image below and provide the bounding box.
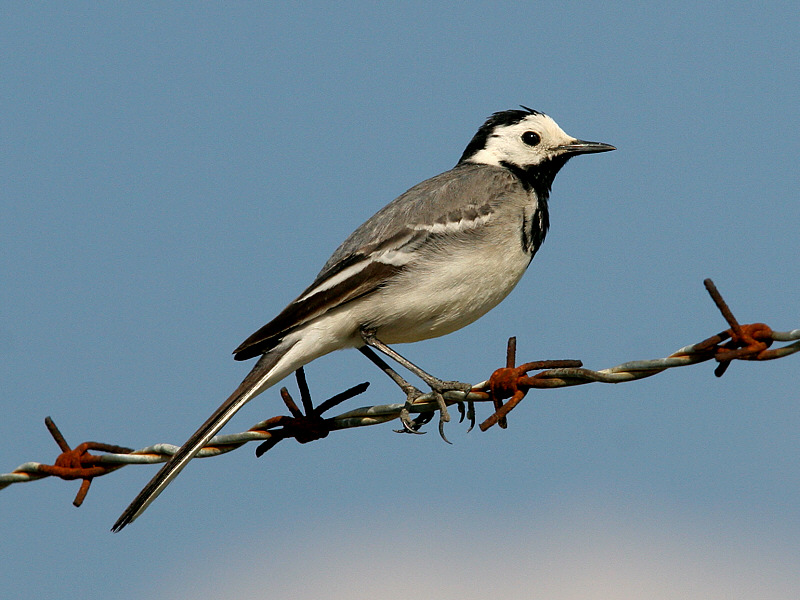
[459,107,615,174]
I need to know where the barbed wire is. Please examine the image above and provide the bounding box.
[2,279,798,508]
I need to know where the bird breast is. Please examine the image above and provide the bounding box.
[355,224,533,344]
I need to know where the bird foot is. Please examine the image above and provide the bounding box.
[393,379,472,443]
[395,385,429,435]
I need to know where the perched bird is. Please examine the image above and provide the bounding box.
[112,107,614,531]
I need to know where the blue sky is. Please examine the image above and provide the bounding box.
[2,3,798,598]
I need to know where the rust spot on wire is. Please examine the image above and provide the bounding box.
[703,279,774,376]
[480,338,581,431]
[480,279,783,430]
[38,417,133,506]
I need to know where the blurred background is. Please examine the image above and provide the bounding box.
[2,3,798,598]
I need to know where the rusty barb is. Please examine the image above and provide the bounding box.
[477,278,794,430]
[697,278,776,376]
[28,417,133,507]
[0,375,371,506]
[2,279,798,506]
[250,371,370,457]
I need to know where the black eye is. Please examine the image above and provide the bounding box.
[521,131,541,146]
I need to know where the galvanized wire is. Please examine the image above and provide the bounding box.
[2,326,797,492]
[1,279,798,507]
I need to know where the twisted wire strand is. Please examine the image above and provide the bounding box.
[2,327,797,495]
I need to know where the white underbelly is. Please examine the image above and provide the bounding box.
[358,240,531,343]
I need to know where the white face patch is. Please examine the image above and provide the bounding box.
[467,113,577,169]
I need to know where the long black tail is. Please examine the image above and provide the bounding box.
[111,348,289,532]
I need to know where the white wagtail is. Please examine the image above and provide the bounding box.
[112,107,614,530]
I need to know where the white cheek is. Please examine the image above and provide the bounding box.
[467,146,502,166]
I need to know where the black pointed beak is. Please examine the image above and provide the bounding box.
[558,140,616,155]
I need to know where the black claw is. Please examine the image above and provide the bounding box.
[393,426,427,435]
[466,401,476,433]
[456,401,466,423]
[438,416,453,445]
[394,406,427,435]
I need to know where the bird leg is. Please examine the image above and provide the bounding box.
[357,346,427,434]
[359,329,473,442]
